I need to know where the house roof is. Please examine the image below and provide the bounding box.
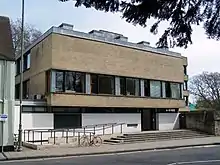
[0,16,14,61]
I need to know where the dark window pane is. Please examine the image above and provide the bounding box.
[65,71,76,92]
[15,84,20,99]
[126,78,135,95]
[98,75,114,94]
[16,59,20,74]
[120,77,126,95]
[165,82,171,98]
[91,74,98,94]
[23,55,27,70]
[184,66,187,75]
[55,71,64,91]
[75,72,85,93]
[23,80,30,99]
[144,80,150,96]
[125,78,140,96]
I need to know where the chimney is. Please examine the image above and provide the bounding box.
[59,23,74,30]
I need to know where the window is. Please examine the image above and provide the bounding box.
[120,77,126,95]
[15,84,20,99]
[171,83,181,98]
[23,80,30,99]
[144,80,150,96]
[91,74,98,94]
[16,59,21,75]
[98,75,114,94]
[150,80,161,97]
[90,74,114,94]
[184,65,187,75]
[126,78,135,96]
[23,53,30,71]
[165,82,171,98]
[75,72,85,93]
[51,70,85,93]
[55,71,64,92]
[183,81,188,90]
[119,77,140,96]
[65,71,76,92]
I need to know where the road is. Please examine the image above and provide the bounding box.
[1,146,220,165]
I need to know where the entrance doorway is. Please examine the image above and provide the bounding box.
[141,109,156,131]
[179,113,186,129]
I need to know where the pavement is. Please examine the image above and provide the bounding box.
[1,145,220,165]
[0,136,220,161]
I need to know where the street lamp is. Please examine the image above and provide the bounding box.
[18,0,25,151]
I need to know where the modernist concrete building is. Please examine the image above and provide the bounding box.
[15,23,189,133]
[0,16,15,151]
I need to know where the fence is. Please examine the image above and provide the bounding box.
[23,123,125,145]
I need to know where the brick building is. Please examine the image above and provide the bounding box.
[15,23,189,132]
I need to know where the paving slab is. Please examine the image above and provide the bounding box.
[0,153,6,161]
[1,137,220,161]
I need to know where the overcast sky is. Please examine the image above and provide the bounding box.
[1,0,220,77]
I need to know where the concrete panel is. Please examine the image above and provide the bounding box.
[159,113,179,130]
[51,34,184,82]
[49,94,185,108]
[82,113,141,134]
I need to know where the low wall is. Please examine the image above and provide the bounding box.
[185,110,220,136]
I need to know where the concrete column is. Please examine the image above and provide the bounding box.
[181,83,184,98]
[50,71,56,92]
[85,73,91,94]
[0,61,15,150]
[115,77,120,95]
[135,79,140,96]
[162,82,166,98]
[140,80,145,97]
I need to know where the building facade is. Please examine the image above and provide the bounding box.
[0,16,15,152]
[15,23,189,132]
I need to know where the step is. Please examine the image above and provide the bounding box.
[103,139,121,143]
[123,135,210,143]
[123,134,211,141]
[123,132,208,138]
[111,137,125,140]
[122,133,208,139]
[123,131,192,136]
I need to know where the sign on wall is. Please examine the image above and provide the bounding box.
[0,114,8,122]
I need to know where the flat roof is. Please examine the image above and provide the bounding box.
[16,24,182,59]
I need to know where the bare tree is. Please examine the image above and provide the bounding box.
[11,19,42,57]
[190,72,220,110]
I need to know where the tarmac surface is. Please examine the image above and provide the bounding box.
[1,145,220,165]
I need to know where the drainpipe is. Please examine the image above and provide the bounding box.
[1,60,7,153]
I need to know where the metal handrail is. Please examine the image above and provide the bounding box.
[23,122,126,146]
[23,122,123,132]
